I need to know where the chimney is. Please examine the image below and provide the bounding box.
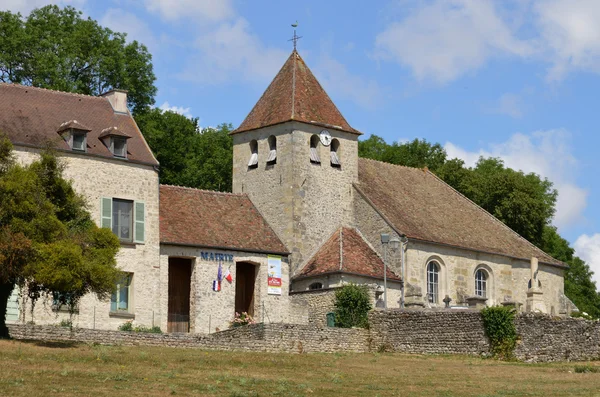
[101,89,128,113]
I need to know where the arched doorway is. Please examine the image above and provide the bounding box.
[235,262,257,316]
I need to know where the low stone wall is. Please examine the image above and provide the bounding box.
[368,309,490,355]
[515,313,600,362]
[289,289,336,326]
[7,322,368,353]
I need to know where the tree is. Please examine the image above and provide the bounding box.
[334,284,372,328]
[0,5,157,113]
[135,108,233,191]
[0,136,121,337]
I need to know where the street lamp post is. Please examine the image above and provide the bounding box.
[400,235,408,309]
[381,233,389,309]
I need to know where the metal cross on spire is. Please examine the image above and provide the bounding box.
[289,21,302,51]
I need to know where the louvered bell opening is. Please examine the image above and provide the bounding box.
[310,147,321,163]
[267,149,277,163]
[330,151,341,167]
[248,152,258,167]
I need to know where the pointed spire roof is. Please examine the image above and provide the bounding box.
[233,51,361,135]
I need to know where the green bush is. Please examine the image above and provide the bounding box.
[334,284,372,328]
[574,365,599,373]
[571,311,594,320]
[481,306,518,359]
[118,321,163,333]
[58,319,73,328]
[118,321,133,332]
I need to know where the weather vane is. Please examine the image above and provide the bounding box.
[289,21,302,51]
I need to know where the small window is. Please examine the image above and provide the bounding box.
[72,132,86,152]
[310,135,320,164]
[427,261,439,304]
[111,273,132,313]
[113,138,127,158]
[330,139,341,167]
[475,269,487,298]
[267,135,277,164]
[309,282,323,290]
[248,140,258,168]
[112,199,133,242]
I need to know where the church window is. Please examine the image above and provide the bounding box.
[267,135,277,164]
[310,135,320,163]
[330,139,341,167]
[427,261,439,303]
[248,140,258,168]
[475,269,487,297]
[309,282,323,290]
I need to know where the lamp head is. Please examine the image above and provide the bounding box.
[380,233,390,244]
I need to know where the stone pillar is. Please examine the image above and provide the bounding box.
[404,283,425,308]
[465,296,487,310]
[526,257,547,313]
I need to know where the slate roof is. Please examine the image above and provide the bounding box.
[356,158,565,267]
[295,227,401,280]
[159,185,288,255]
[233,50,361,135]
[0,83,157,165]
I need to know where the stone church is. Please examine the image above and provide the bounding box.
[1,50,571,334]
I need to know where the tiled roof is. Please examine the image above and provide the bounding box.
[99,126,132,139]
[0,83,157,165]
[57,120,91,132]
[233,50,361,135]
[159,185,288,254]
[295,227,401,280]
[356,158,565,267]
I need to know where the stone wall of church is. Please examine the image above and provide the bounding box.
[159,245,292,334]
[232,121,359,276]
[12,146,161,331]
[353,190,566,314]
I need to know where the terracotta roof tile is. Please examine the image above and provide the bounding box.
[356,158,565,267]
[159,185,288,254]
[233,51,360,135]
[296,227,400,280]
[0,83,157,165]
[57,120,91,132]
[99,126,132,139]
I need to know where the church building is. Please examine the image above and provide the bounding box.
[1,49,572,333]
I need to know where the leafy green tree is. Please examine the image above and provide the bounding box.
[0,5,156,113]
[359,136,447,170]
[135,109,233,191]
[0,136,120,337]
[334,284,372,328]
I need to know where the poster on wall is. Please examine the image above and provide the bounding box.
[267,255,282,295]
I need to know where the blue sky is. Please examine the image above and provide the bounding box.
[5,0,600,282]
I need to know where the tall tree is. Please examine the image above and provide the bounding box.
[135,109,233,191]
[0,5,156,113]
[0,136,121,337]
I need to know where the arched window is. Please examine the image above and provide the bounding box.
[248,140,258,168]
[309,282,323,290]
[427,261,439,303]
[330,139,341,167]
[309,135,320,164]
[267,135,277,164]
[475,269,487,297]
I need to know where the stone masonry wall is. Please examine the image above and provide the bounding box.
[289,289,336,326]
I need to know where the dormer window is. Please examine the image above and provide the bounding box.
[56,120,91,153]
[99,126,132,159]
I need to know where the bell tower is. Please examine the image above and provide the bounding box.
[231,50,361,274]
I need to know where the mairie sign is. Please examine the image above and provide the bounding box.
[200,252,234,262]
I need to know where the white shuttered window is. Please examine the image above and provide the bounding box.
[101,198,145,244]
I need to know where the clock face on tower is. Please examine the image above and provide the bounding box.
[319,130,332,146]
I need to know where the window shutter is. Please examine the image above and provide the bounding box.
[310,147,321,163]
[101,198,112,229]
[330,151,341,166]
[134,201,145,243]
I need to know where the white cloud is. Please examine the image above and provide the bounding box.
[179,17,287,85]
[375,0,532,84]
[488,93,524,118]
[444,130,588,229]
[159,102,192,118]
[0,0,85,14]
[574,234,600,286]
[143,0,233,22]
[315,53,383,109]
[100,8,156,50]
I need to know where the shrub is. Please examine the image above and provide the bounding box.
[229,312,256,328]
[118,320,133,332]
[571,311,594,320]
[118,321,163,333]
[574,365,599,373]
[59,319,73,328]
[481,306,517,359]
[334,284,372,328]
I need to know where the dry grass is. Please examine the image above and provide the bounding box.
[1,340,599,396]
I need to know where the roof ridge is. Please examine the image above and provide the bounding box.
[159,184,247,197]
[358,156,425,172]
[424,170,561,265]
[0,82,108,101]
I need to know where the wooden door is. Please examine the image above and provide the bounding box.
[168,258,192,333]
[235,262,256,316]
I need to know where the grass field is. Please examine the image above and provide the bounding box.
[1,340,599,396]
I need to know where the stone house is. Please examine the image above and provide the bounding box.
[1,49,571,332]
